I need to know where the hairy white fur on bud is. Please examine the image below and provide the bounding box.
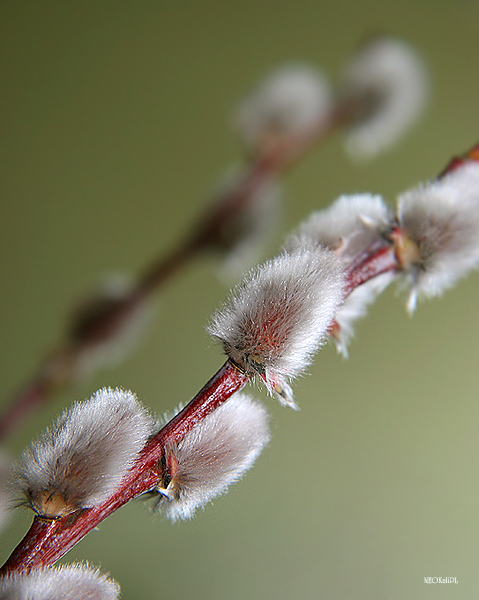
[234,65,332,156]
[286,193,393,258]
[70,273,153,379]
[154,394,270,522]
[17,388,154,518]
[341,37,428,159]
[285,194,395,356]
[397,162,479,312]
[0,563,120,600]
[208,248,345,407]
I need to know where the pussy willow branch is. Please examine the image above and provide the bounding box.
[0,249,399,575]
[0,100,355,441]
[1,361,248,574]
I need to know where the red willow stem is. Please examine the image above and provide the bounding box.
[345,245,399,296]
[0,360,249,575]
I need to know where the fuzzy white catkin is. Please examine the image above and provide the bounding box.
[397,162,479,311]
[285,193,393,259]
[285,194,395,356]
[342,37,428,159]
[234,64,332,155]
[155,393,270,522]
[0,563,120,600]
[208,247,345,407]
[17,388,154,516]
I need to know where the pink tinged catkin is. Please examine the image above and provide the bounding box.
[208,248,345,408]
[154,393,270,522]
[0,563,120,600]
[17,388,154,519]
[341,37,429,160]
[234,65,332,157]
[285,194,395,357]
[396,162,479,312]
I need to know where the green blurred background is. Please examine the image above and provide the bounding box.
[1,1,479,598]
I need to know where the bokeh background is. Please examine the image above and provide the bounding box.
[1,1,479,598]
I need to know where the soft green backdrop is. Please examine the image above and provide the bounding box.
[1,1,479,599]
